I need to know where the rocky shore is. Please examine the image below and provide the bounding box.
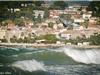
[0,43,100,49]
[0,43,65,48]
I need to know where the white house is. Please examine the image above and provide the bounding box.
[14,8,20,12]
[60,33,71,40]
[82,13,92,19]
[57,23,64,29]
[74,18,84,23]
[53,24,58,30]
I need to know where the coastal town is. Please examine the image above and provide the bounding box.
[0,1,100,47]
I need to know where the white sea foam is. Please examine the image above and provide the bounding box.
[12,48,20,51]
[12,59,46,72]
[63,47,100,64]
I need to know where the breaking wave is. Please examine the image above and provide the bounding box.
[63,47,100,64]
[12,59,46,72]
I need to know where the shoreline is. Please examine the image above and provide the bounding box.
[0,43,100,49]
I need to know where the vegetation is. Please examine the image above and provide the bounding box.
[60,14,71,20]
[65,33,100,45]
[48,22,54,28]
[10,36,17,43]
[87,1,100,17]
[53,1,68,9]
[97,18,100,25]
[83,18,89,29]
[36,34,59,44]
[10,35,35,43]
[89,33,100,45]
[0,1,68,22]
[65,36,87,45]
[14,18,25,27]
[1,36,7,43]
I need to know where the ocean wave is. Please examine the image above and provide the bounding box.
[11,59,46,72]
[0,47,20,51]
[63,47,100,64]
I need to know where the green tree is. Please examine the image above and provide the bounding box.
[33,1,45,6]
[97,18,100,25]
[87,1,100,17]
[36,34,59,44]
[44,9,49,18]
[48,22,54,28]
[89,33,100,45]
[84,18,89,29]
[37,14,42,23]
[60,14,71,20]
[14,18,25,26]
[10,36,17,43]
[1,36,7,43]
[53,1,68,9]
[17,38,23,43]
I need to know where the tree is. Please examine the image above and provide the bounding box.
[89,33,100,45]
[1,36,7,43]
[87,1,100,17]
[84,18,89,29]
[14,18,25,26]
[33,1,45,6]
[0,1,34,21]
[37,14,42,23]
[10,36,17,43]
[53,1,68,9]
[2,20,14,26]
[0,2,9,22]
[48,22,54,28]
[36,34,59,44]
[96,18,100,25]
[17,38,23,43]
[44,9,49,18]
[60,14,71,20]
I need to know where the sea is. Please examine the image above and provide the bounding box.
[0,46,100,75]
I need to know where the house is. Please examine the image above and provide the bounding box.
[82,13,92,19]
[14,8,20,12]
[33,10,45,18]
[64,8,77,15]
[74,18,84,23]
[89,17,97,25]
[0,30,6,39]
[77,43,83,46]
[60,33,71,40]
[7,20,15,30]
[64,5,81,15]
[81,6,88,12]
[36,39,46,44]
[49,10,59,18]
[72,23,80,30]
[39,22,48,28]
[41,3,50,8]
[53,24,58,30]
[45,19,56,24]
[25,21,33,32]
[57,23,64,29]
[83,42,89,46]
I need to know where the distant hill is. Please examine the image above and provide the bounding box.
[45,1,90,6]
[67,1,90,6]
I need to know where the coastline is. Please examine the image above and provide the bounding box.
[0,43,100,49]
